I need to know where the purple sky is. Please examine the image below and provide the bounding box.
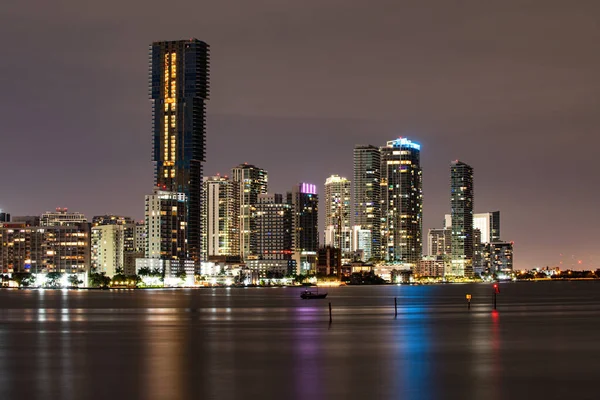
[1,1,599,270]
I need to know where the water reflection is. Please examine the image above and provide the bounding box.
[470,311,502,400]
[143,309,184,400]
[0,284,598,400]
[293,320,321,398]
[391,307,433,400]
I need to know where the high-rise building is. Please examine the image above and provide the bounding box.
[489,241,514,273]
[416,256,445,277]
[91,216,139,276]
[380,138,423,266]
[473,211,500,243]
[449,161,474,277]
[353,145,381,259]
[91,225,128,277]
[255,193,292,260]
[0,212,10,223]
[201,175,239,260]
[290,183,319,273]
[0,223,45,274]
[324,175,351,255]
[351,226,372,262]
[0,220,90,275]
[144,189,187,261]
[134,223,146,253]
[445,212,500,244]
[139,189,191,278]
[427,228,451,256]
[232,164,268,260]
[150,39,210,264]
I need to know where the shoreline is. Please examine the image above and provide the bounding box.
[2,278,599,291]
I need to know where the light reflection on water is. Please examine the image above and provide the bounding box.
[0,283,598,400]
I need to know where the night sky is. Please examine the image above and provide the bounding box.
[1,1,599,270]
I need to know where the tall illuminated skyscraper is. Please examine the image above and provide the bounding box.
[380,138,423,266]
[450,160,474,276]
[324,175,351,255]
[149,39,210,264]
[231,164,268,260]
[353,145,381,259]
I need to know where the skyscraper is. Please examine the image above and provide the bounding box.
[290,183,319,273]
[450,160,474,276]
[324,175,351,255]
[140,189,192,278]
[201,175,239,259]
[149,39,210,264]
[255,193,292,260]
[353,145,381,259]
[380,138,423,266]
[232,164,268,260]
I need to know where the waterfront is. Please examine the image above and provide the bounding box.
[0,282,599,400]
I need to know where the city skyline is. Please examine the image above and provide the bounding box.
[1,1,599,271]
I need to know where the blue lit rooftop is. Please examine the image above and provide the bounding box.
[387,137,421,150]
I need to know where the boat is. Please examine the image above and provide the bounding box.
[300,289,328,299]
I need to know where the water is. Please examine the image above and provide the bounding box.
[0,282,599,400]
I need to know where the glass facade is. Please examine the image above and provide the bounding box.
[450,160,474,276]
[150,39,209,264]
[353,145,381,259]
[380,138,423,266]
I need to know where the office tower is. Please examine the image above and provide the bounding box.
[0,212,10,222]
[380,138,423,266]
[290,183,319,273]
[324,175,351,255]
[353,145,381,259]
[231,164,268,260]
[449,160,474,277]
[150,39,210,264]
[41,208,87,226]
[201,175,239,260]
[255,194,292,260]
[428,228,451,256]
